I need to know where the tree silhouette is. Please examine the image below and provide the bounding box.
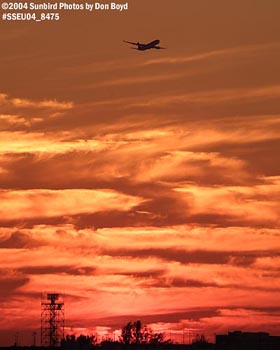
[120,320,170,345]
[121,321,134,345]
[149,332,166,345]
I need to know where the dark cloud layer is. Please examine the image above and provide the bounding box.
[18,265,97,276]
[0,276,30,299]
[0,231,31,248]
[102,247,280,267]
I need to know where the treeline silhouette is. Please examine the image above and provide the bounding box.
[61,320,213,350]
[61,335,97,350]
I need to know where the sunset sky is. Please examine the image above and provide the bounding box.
[0,0,280,346]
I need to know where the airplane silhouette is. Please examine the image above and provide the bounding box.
[123,39,166,51]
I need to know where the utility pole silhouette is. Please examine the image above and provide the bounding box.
[14,332,19,347]
[32,332,37,347]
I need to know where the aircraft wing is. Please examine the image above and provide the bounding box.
[154,46,167,49]
[123,40,138,46]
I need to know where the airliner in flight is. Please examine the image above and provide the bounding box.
[123,39,166,51]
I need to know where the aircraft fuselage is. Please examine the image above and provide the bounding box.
[137,39,160,50]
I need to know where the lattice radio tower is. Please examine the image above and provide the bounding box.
[41,293,64,348]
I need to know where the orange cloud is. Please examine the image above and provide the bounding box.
[0,189,144,220]
[0,93,73,110]
[174,178,280,225]
[0,131,106,154]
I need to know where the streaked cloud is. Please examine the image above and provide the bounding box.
[144,41,280,65]
[0,189,144,220]
[0,93,73,110]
